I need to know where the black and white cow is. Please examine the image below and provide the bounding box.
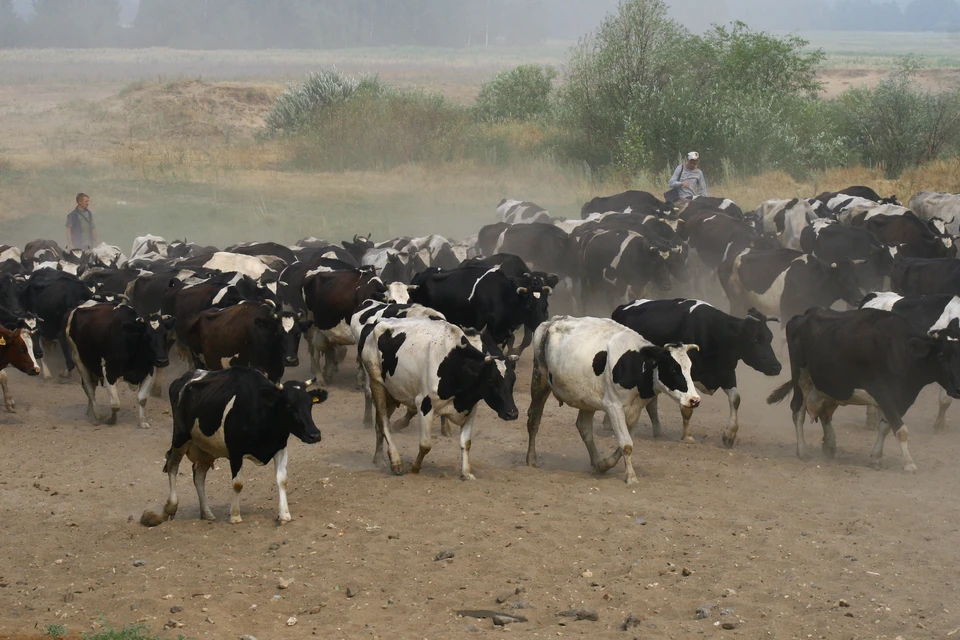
[767,307,960,472]
[753,198,821,250]
[719,248,864,322]
[814,186,899,208]
[162,368,326,523]
[359,317,519,479]
[579,229,675,311]
[581,191,672,219]
[845,206,955,259]
[612,299,781,447]
[799,219,896,291]
[861,291,960,432]
[909,191,960,237]
[19,269,93,380]
[496,199,552,224]
[525,316,699,484]
[482,223,580,297]
[64,302,174,428]
[890,257,960,296]
[682,196,744,220]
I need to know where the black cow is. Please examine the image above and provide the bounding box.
[19,269,92,380]
[81,267,142,297]
[65,302,174,428]
[579,229,675,312]
[185,301,308,382]
[681,196,745,220]
[767,307,960,472]
[479,223,579,290]
[162,368,326,524]
[225,241,298,265]
[277,257,358,315]
[410,264,546,350]
[613,299,781,447]
[680,209,776,271]
[890,258,960,296]
[799,221,896,291]
[850,209,955,259]
[719,248,864,322]
[581,190,672,219]
[814,186,899,206]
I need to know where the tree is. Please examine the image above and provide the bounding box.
[903,0,960,30]
[29,0,121,47]
[0,0,24,47]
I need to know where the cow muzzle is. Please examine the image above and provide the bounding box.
[29,367,40,376]
[155,358,170,368]
[285,356,300,367]
[500,408,519,421]
[684,396,701,409]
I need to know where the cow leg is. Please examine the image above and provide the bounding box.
[322,344,337,384]
[74,359,99,423]
[229,456,245,524]
[192,459,216,521]
[680,404,696,443]
[102,368,121,425]
[721,387,741,448]
[793,406,811,462]
[39,355,52,382]
[573,410,606,470]
[821,415,837,459]
[525,362,551,468]
[136,373,154,429]
[305,327,323,380]
[865,405,880,432]
[0,371,14,412]
[362,377,374,427]
[163,449,183,520]
[274,448,292,523]
[871,410,916,473]
[566,277,583,316]
[440,416,452,437]
[410,401,434,475]
[603,403,639,484]
[459,408,479,480]
[390,406,417,432]
[644,396,663,438]
[933,385,951,433]
[370,380,403,474]
[57,335,73,379]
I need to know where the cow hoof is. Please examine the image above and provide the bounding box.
[682,436,696,444]
[4,403,15,413]
[870,459,883,470]
[229,515,243,524]
[104,413,118,426]
[822,444,836,459]
[796,451,812,462]
[138,422,150,430]
[42,375,52,383]
[721,433,737,448]
[277,514,292,524]
[903,463,917,473]
[58,371,72,380]
[461,473,477,481]
[440,426,453,437]
[163,504,178,521]
[409,466,422,474]
[200,511,216,522]
[390,464,404,476]
[625,476,640,486]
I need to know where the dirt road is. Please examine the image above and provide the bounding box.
[0,346,958,639]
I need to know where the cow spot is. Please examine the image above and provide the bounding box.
[421,396,432,415]
[378,330,407,377]
[592,351,607,376]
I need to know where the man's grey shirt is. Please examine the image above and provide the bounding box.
[668,165,708,199]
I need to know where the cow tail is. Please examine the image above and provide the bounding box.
[766,380,793,405]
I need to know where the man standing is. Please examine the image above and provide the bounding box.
[66,193,97,251]
[667,152,708,201]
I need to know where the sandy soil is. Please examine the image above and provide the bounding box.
[0,340,959,640]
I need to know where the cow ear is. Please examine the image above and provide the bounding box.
[254,316,275,330]
[309,389,328,405]
[406,285,418,292]
[906,336,932,359]
[298,319,314,332]
[545,274,560,288]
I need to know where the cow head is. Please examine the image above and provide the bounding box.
[2,325,41,376]
[124,313,174,368]
[879,194,900,206]
[384,281,411,304]
[479,354,520,421]
[0,274,23,315]
[633,343,700,409]
[279,311,310,367]
[738,309,782,376]
[270,379,326,444]
[342,235,374,262]
[381,252,415,285]
[665,242,690,283]
[513,280,550,331]
[823,259,867,307]
[646,245,673,292]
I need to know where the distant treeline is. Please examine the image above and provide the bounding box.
[2,0,960,50]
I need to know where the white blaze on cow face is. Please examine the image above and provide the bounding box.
[19,331,40,373]
[932,296,960,331]
[385,281,410,304]
[281,316,295,333]
[149,319,160,330]
[661,345,700,409]
[190,395,236,459]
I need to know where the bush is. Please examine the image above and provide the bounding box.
[263,68,384,137]
[473,65,557,122]
[831,58,960,177]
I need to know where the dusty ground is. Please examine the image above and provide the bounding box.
[0,342,959,640]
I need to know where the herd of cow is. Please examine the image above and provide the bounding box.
[1,184,960,523]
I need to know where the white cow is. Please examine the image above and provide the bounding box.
[525,316,700,484]
[909,191,960,237]
[754,199,820,249]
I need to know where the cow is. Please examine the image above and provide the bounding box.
[176,252,275,283]
[225,241,298,265]
[409,264,547,350]
[302,266,386,383]
[82,267,143,297]
[64,302,174,428]
[359,317,519,479]
[890,258,960,296]
[682,196,745,220]
[525,316,700,484]
[767,307,960,472]
[18,269,93,380]
[845,206,955,258]
[163,277,249,357]
[798,220,896,291]
[679,209,775,270]
[814,186,899,207]
[861,291,960,432]
[0,245,21,263]
[579,229,675,312]
[753,198,820,250]
[909,191,960,237]
[496,199,552,224]
[0,320,43,412]
[82,243,127,270]
[21,239,63,269]
[130,235,169,260]
[161,368,326,524]
[581,191,673,219]
[719,248,864,322]
[612,299,781,447]
[483,223,579,298]
[185,301,309,382]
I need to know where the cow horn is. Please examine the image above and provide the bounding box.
[543,286,552,294]
[303,378,316,388]
[685,344,699,352]
[516,287,528,294]
[849,259,866,265]
[276,382,284,390]
[484,355,495,363]
[765,315,781,323]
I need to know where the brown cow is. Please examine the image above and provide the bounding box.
[185,301,309,383]
[0,320,43,412]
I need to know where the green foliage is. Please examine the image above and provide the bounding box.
[831,57,960,177]
[44,624,67,639]
[474,64,557,122]
[263,68,385,137]
[81,622,182,640]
